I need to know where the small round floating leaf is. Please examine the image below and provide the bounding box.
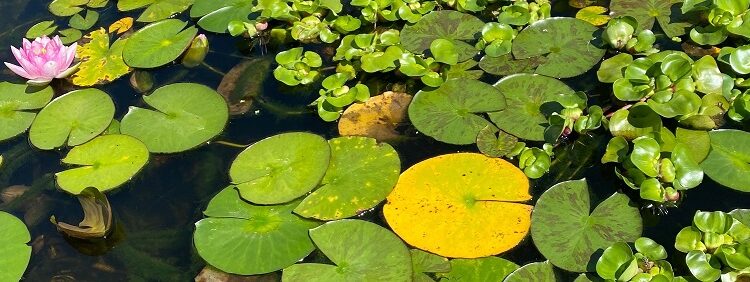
[26,21,57,38]
[117,0,194,23]
[436,257,519,281]
[282,219,412,281]
[123,19,198,68]
[294,137,400,220]
[576,6,611,26]
[701,130,750,192]
[229,132,330,205]
[512,17,605,78]
[384,153,532,258]
[194,187,320,275]
[49,0,87,16]
[610,0,691,38]
[56,135,149,194]
[0,82,53,142]
[73,28,132,86]
[121,83,228,153]
[488,74,577,141]
[408,78,506,145]
[504,261,557,282]
[0,212,31,282]
[338,91,412,142]
[58,28,83,45]
[400,10,484,62]
[531,179,643,272]
[476,125,519,158]
[69,10,100,30]
[29,88,115,150]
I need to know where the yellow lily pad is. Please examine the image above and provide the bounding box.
[108,17,134,34]
[72,28,131,86]
[383,153,532,258]
[576,6,611,26]
[338,91,412,142]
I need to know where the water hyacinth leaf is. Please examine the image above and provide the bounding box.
[294,137,400,220]
[58,28,83,44]
[609,0,691,38]
[635,237,668,260]
[49,0,88,16]
[608,105,662,140]
[730,209,750,227]
[383,153,532,258]
[631,137,661,177]
[51,187,112,238]
[672,143,704,190]
[686,251,721,282]
[430,39,458,65]
[576,6,611,26]
[512,17,605,78]
[29,88,115,150]
[26,21,57,38]
[476,125,519,158]
[0,212,31,282]
[194,0,254,33]
[194,187,320,275]
[229,133,330,205]
[338,91,412,142]
[282,219,412,281]
[122,19,198,68]
[531,179,643,272]
[0,82,54,142]
[692,56,723,95]
[488,74,577,141]
[72,28,132,86]
[400,10,484,62]
[69,10,100,30]
[121,83,228,153]
[411,249,450,281]
[731,45,750,75]
[437,257,519,281]
[598,53,633,83]
[117,0,195,22]
[216,57,273,115]
[408,78,505,145]
[701,130,750,192]
[602,136,629,163]
[596,242,635,280]
[56,135,149,194]
[504,261,557,282]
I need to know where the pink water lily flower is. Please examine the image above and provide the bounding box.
[4,35,79,86]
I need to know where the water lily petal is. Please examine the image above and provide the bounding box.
[27,78,52,87]
[41,61,59,80]
[10,46,38,76]
[4,62,34,80]
[64,43,77,67]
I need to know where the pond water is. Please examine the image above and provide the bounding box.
[1,0,749,281]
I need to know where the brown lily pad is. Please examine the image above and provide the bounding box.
[217,57,274,115]
[338,91,412,142]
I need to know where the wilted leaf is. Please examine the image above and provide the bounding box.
[338,91,412,142]
[217,57,273,115]
[576,6,611,26]
[108,17,134,34]
[73,28,132,86]
[51,187,112,238]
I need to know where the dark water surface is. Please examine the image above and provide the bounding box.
[1,0,748,281]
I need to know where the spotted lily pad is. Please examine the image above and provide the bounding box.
[56,134,149,194]
[531,179,643,272]
[72,28,132,86]
[610,0,691,38]
[512,17,605,78]
[194,187,320,275]
[411,249,450,282]
[294,137,400,220]
[29,88,115,150]
[0,212,31,282]
[487,74,577,141]
[384,153,532,258]
[338,91,412,142]
[120,83,229,153]
[282,219,413,281]
[436,257,519,281]
[701,129,750,192]
[400,10,485,62]
[0,83,53,142]
[122,19,198,68]
[229,132,330,205]
[408,78,506,145]
[117,0,195,22]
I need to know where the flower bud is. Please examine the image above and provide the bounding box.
[130,70,154,94]
[182,34,209,68]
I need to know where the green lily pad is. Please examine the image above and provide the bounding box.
[476,125,519,158]
[229,132,330,205]
[118,0,195,22]
[26,21,57,38]
[73,28,132,86]
[436,257,519,281]
[478,54,547,76]
[294,137,400,220]
[411,249,450,282]
[610,0,691,38]
[122,19,198,68]
[504,261,557,282]
[282,219,413,281]
[29,88,115,150]
[408,78,506,145]
[675,128,711,163]
[120,83,229,153]
[49,0,88,16]
[192,0,253,33]
[512,17,605,78]
[487,74,577,141]
[69,10,100,30]
[0,82,54,142]
[400,10,484,62]
[701,129,750,192]
[58,28,83,45]
[531,179,643,272]
[56,134,149,194]
[194,187,320,275]
[0,212,31,282]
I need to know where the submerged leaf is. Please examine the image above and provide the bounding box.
[52,187,113,238]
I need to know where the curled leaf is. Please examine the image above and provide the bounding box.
[51,187,112,239]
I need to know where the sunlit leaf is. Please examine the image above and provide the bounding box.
[0,212,31,282]
[338,91,412,142]
[73,28,132,86]
[108,17,134,34]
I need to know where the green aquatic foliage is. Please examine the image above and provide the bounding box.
[314,73,370,122]
[682,0,750,45]
[475,23,516,58]
[123,19,199,69]
[117,0,194,22]
[496,0,551,26]
[273,47,323,86]
[410,249,450,281]
[26,21,57,38]
[72,28,131,86]
[0,83,54,142]
[504,261,557,282]
[436,257,518,281]
[675,210,750,282]
[334,30,404,73]
[610,0,691,38]
[701,130,750,192]
[603,17,658,55]
[400,10,485,62]
[190,0,254,33]
[351,0,436,23]
[0,212,32,282]
[595,238,674,281]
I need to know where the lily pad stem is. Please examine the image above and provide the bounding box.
[209,140,251,148]
[201,62,227,76]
